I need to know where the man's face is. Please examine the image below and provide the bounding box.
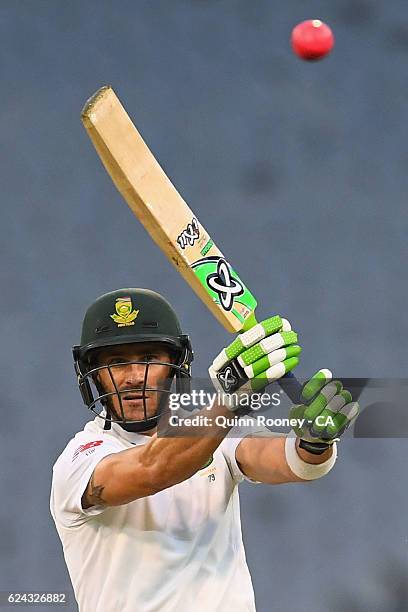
[94,343,174,424]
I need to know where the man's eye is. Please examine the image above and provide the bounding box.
[108,358,126,365]
[144,354,158,361]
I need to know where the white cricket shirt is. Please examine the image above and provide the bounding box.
[50,416,257,612]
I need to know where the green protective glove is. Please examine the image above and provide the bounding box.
[290,369,360,449]
[209,315,302,409]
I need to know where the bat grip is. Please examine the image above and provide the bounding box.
[279,371,304,404]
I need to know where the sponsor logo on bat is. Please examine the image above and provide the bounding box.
[206,258,244,311]
[191,256,256,323]
[177,217,200,250]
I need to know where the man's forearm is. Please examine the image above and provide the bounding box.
[139,403,233,489]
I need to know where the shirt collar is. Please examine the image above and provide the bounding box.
[92,411,152,445]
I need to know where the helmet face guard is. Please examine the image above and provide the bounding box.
[74,350,192,433]
[73,289,193,433]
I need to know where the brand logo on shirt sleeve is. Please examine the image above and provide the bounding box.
[72,440,104,462]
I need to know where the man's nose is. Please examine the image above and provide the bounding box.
[123,362,147,386]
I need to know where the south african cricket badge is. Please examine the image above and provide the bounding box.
[110,297,139,327]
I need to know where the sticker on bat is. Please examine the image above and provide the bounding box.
[206,258,244,311]
[177,217,200,250]
[191,256,257,323]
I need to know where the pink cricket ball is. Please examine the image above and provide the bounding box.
[291,20,335,61]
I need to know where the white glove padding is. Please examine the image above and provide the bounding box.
[208,315,301,410]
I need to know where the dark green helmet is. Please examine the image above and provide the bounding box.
[73,288,193,432]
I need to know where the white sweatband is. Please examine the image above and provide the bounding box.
[285,436,337,481]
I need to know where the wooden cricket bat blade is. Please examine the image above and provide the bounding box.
[81,86,258,333]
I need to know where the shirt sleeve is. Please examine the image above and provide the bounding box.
[221,421,288,484]
[51,436,123,528]
[220,435,249,484]
[220,423,276,484]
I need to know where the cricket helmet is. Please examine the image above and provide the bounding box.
[73,288,193,432]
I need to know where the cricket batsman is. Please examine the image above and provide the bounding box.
[50,288,359,612]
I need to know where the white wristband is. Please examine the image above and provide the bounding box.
[285,435,338,481]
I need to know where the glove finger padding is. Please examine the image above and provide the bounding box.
[303,380,344,421]
[237,330,298,367]
[311,390,351,436]
[301,368,333,401]
[209,315,301,408]
[321,400,359,438]
[248,355,300,392]
[290,369,360,443]
[242,344,302,378]
[212,315,288,371]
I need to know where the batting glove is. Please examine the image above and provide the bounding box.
[209,315,301,410]
[290,369,360,454]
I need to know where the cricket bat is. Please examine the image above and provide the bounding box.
[81,86,301,400]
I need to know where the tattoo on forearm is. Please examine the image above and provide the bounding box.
[82,472,106,509]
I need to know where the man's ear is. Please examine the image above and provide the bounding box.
[88,350,102,380]
[92,371,109,407]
